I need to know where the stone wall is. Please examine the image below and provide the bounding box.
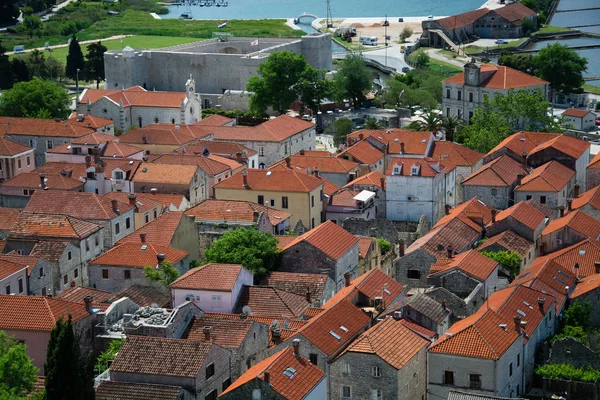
[464,184,513,210]
[394,249,437,288]
[339,218,420,246]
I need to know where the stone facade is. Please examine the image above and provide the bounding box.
[527,147,589,192]
[229,322,270,380]
[463,184,513,210]
[394,249,437,288]
[587,168,600,191]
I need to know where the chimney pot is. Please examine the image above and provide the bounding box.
[574,184,580,198]
[203,326,213,341]
[299,149,305,155]
[285,157,291,168]
[306,288,311,304]
[264,370,271,384]
[398,240,405,257]
[292,338,301,356]
[83,296,93,311]
[157,253,166,264]
[400,142,405,154]
[491,209,497,223]
[128,193,137,207]
[235,151,243,163]
[111,199,118,209]
[516,172,524,186]
[359,133,364,140]
[521,152,527,168]
[567,198,573,212]
[242,171,248,187]
[379,177,386,190]
[313,168,320,178]
[140,232,147,243]
[538,297,546,314]
[85,155,91,168]
[514,315,522,333]
[559,206,565,217]
[39,173,45,188]
[595,261,600,274]
[444,204,451,216]
[447,245,454,259]
[539,242,545,256]
[344,273,351,287]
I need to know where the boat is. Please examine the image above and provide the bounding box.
[205,2,212,6]
[222,1,228,5]
[179,12,193,18]
[216,1,221,6]
[199,1,205,6]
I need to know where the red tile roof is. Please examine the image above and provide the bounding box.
[55,286,114,304]
[202,312,307,332]
[220,346,324,400]
[492,201,547,231]
[588,152,600,169]
[214,169,323,193]
[337,140,384,165]
[329,188,360,207]
[344,171,386,189]
[110,336,212,378]
[386,157,445,177]
[545,239,600,278]
[117,211,184,246]
[0,172,84,191]
[542,210,600,239]
[434,197,493,230]
[435,8,489,29]
[430,250,498,281]
[0,137,32,156]
[103,192,162,215]
[191,114,234,126]
[348,130,432,156]
[132,163,198,185]
[462,155,528,187]
[187,199,291,226]
[10,212,101,239]
[479,230,533,258]
[0,295,91,331]
[572,187,600,212]
[444,65,548,89]
[183,315,254,347]
[0,253,44,274]
[430,141,483,167]
[398,317,437,340]
[34,159,140,181]
[68,113,114,129]
[0,207,20,231]
[90,242,188,268]
[563,108,593,118]
[108,283,171,308]
[357,237,375,259]
[493,2,537,21]
[234,286,310,319]
[170,263,245,291]
[31,240,69,262]
[516,161,574,192]
[267,163,340,197]
[0,116,97,138]
[102,141,144,158]
[571,273,600,298]
[0,259,27,280]
[486,131,558,160]
[151,154,232,176]
[273,153,360,174]
[263,272,330,302]
[280,221,359,260]
[407,215,483,258]
[209,115,314,143]
[137,193,188,211]
[528,135,590,160]
[79,86,188,108]
[95,381,184,400]
[177,139,257,158]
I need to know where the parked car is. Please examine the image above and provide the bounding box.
[402,66,410,73]
[596,118,600,126]
[495,39,508,44]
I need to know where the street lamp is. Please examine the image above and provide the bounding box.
[76,68,80,95]
[383,14,389,67]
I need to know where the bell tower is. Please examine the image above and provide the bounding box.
[464,60,481,87]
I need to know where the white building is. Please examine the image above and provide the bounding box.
[562,108,596,131]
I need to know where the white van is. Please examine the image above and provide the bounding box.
[360,36,378,46]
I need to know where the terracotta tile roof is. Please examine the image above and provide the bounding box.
[191,114,234,126]
[435,8,489,29]
[25,190,134,220]
[528,135,590,160]
[479,230,533,258]
[33,160,140,181]
[68,132,116,145]
[103,192,162,215]
[295,299,370,356]
[0,207,20,231]
[79,86,188,108]
[542,210,600,239]
[486,131,558,159]
[571,273,600,298]
[430,141,483,167]
[152,154,232,176]
[90,242,188,268]
[0,136,32,156]
[434,197,493,229]
[494,2,537,21]
[0,253,43,274]
[108,283,171,307]
[208,154,243,171]
[183,315,253,347]
[280,221,359,260]
[357,237,375,258]
[0,172,84,191]
[304,307,324,318]
[563,108,593,118]
[344,171,386,189]
[329,188,360,207]
[170,263,244,291]
[275,235,298,250]
[55,286,114,304]
[493,201,547,231]
[68,113,114,129]
[407,215,483,258]
[0,241,5,253]
[220,346,324,400]
[137,193,188,211]
[0,117,96,138]
[209,115,313,143]
[398,317,437,340]
[405,293,451,323]
[337,140,384,165]
[118,127,201,146]
[30,240,69,261]
[462,155,528,187]
[203,312,307,331]
[267,163,339,196]
[516,161,574,192]
[430,250,499,281]
[178,139,257,158]
[262,272,330,302]
[0,295,91,331]
[117,211,183,246]
[545,239,600,278]
[234,285,310,319]
[572,187,600,211]
[385,157,445,177]
[340,316,429,368]
[10,212,101,240]
[588,152,600,169]
[347,130,432,156]
[102,141,144,158]
[132,163,198,185]
[110,336,212,378]
[95,381,184,400]
[524,199,555,219]
[277,153,360,174]
[259,115,315,142]
[444,65,548,89]
[214,169,323,193]
[187,199,291,226]
[0,259,27,280]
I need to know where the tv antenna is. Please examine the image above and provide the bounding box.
[326,0,333,28]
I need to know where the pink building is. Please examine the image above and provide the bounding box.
[0,137,35,182]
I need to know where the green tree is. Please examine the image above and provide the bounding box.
[0,0,20,25]
[45,316,93,400]
[25,50,47,79]
[418,110,441,131]
[553,325,589,345]
[247,51,309,114]
[534,43,588,98]
[414,51,430,69]
[440,115,462,142]
[498,52,534,74]
[365,117,380,129]
[325,118,354,146]
[46,56,66,81]
[23,15,42,39]
[492,89,557,131]
[376,238,391,254]
[204,228,280,278]
[296,66,331,115]
[563,300,592,331]
[0,43,13,90]
[399,27,413,42]
[94,338,123,374]
[0,79,69,119]
[333,52,372,108]
[84,41,107,89]
[0,331,38,398]
[481,250,522,278]
[456,95,511,152]
[11,58,30,83]
[66,34,85,81]
[143,260,179,286]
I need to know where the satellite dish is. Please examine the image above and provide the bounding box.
[242,305,252,315]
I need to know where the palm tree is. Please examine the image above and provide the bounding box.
[365,117,381,130]
[418,110,441,132]
[440,115,463,142]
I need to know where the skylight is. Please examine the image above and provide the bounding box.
[579,249,586,256]
[383,288,391,295]
[517,309,526,317]
[283,367,297,379]
[339,326,348,332]
[329,331,341,340]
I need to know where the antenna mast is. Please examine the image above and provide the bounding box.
[326,0,333,28]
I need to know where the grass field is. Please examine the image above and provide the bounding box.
[407,48,462,74]
[583,84,600,95]
[463,25,573,55]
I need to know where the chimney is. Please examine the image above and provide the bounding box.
[516,173,524,186]
[240,312,248,320]
[264,370,271,384]
[398,240,405,257]
[142,133,148,144]
[595,261,600,274]
[299,149,305,155]
[292,338,301,356]
[539,242,545,256]
[92,146,100,163]
[447,245,454,259]
[203,326,213,341]
[442,300,447,309]
[538,297,546,315]
[559,206,565,217]
[140,232,147,243]
[242,170,248,187]
[444,204,451,216]
[285,157,291,168]
[85,155,91,168]
[236,151,243,163]
[359,133,364,140]
[306,288,311,303]
[156,253,166,264]
[574,263,580,278]
[379,177,386,191]
[344,273,351,287]
[128,193,137,207]
[567,198,573,212]
[521,152,527,169]
[574,184,580,198]
[39,173,46,189]
[491,209,497,224]
[514,315,522,334]
[313,168,320,178]
[84,296,93,311]
[150,188,158,195]
[253,211,260,222]
[111,199,119,214]
[400,142,405,154]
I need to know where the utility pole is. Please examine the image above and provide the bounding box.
[326,0,333,28]
[384,14,389,67]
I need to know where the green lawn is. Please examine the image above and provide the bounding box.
[583,84,600,95]
[407,48,462,74]
[464,38,528,55]
[536,25,574,34]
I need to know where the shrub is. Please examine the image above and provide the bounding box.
[535,364,600,382]
[376,238,391,254]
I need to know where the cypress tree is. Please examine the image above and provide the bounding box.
[65,34,85,81]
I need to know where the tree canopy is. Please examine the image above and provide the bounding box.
[84,41,107,89]
[563,300,592,332]
[332,52,372,108]
[143,260,180,286]
[65,34,85,81]
[534,43,588,95]
[0,0,20,25]
[0,79,70,119]
[480,250,522,278]
[0,331,38,399]
[326,118,354,146]
[204,228,280,278]
[296,66,331,115]
[0,43,13,90]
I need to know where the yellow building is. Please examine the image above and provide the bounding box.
[357,236,382,275]
[213,169,324,229]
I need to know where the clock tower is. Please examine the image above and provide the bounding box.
[464,60,480,87]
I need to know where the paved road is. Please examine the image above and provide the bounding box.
[361,46,410,73]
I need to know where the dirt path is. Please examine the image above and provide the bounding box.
[7,34,134,55]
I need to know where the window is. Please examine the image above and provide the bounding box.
[491,188,497,196]
[257,195,264,205]
[311,195,315,208]
[115,223,120,235]
[126,218,131,229]
[540,195,546,204]
[446,88,451,99]
[95,235,99,246]
[370,389,382,400]
[124,270,131,280]
[342,363,351,374]
[311,217,315,229]
[270,199,275,207]
[309,353,318,365]
[145,213,149,224]
[446,107,450,117]
[26,156,31,166]
[444,371,454,385]
[526,195,532,200]
[320,189,324,201]
[468,111,473,121]
[458,109,462,117]
[39,267,44,278]
[102,269,109,279]
[86,240,90,252]
[204,390,217,400]
[509,362,513,377]
[5,285,10,294]
[17,158,22,169]
[47,140,53,149]
[407,270,421,279]
[470,374,482,389]
[517,353,520,367]
[372,365,381,377]
[18,278,23,294]
[252,389,262,400]
[212,295,222,308]
[469,92,474,102]
[222,378,231,391]
[282,196,289,209]
[74,268,78,279]
[154,209,158,219]
[258,146,265,156]
[68,251,72,260]
[206,363,215,379]
[457,90,462,101]
[342,386,351,399]
[41,287,46,296]
[63,274,68,285]
[29,139,35,147]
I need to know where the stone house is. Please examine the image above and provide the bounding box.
[326,188,379,223]
[329,317,429,400]
[233,285,311,320]
[109,335,231,400]
[0,137,35,182]
[272,151,361,187]
[540,210,600,253]
[462,155,529,210]
[562,108,596,131]
[571,186,600,220]
[402,293,451,336]
[514,161,575,209]
[262,271,336,307]
[220,345,326,400]
[484,131,558,165]
[88,243,189,293]
[0,253,53,296]
[0,295,96,374]
[117,124,210,156]
[478,230,535,271]
[337,139,385,174]
[183,315,270,380]
[586,153,600,189]
[277,221,360,290]
[0,172,84,208]
[342,171,387,219]
[132,163,206,206]
[102,192,163,230]
[24,190,136,248]
[45,132,144,164]
[571,273,600,328]
[357,236,381,275]
[0,258,28,295]
[543,238,600,279]
[486,201,548,243]
[169,263,253,312]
